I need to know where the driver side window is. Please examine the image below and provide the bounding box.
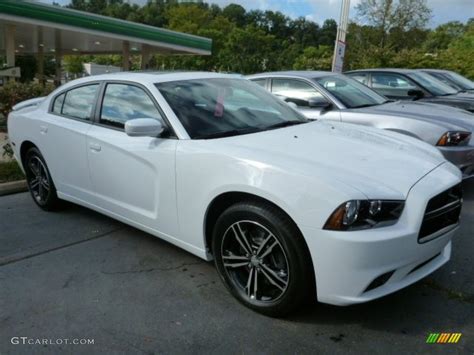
[371,73,417,98]
[271,79,327,107]
[100,83,162,129]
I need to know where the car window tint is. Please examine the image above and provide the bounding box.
[252,79,266,87]
[156,78,306,139]
[62,84,99,120]
[52,93,65,113]
[370,73,417,98]
[271,79,326,107]
[349,73,368,85]
[100,84,162,129]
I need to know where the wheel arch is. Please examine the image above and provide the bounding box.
[204,190,317,299]
[204,191,310,258]
[19,140,38,168]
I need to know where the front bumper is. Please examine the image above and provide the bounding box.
[438,145,474,179]
[301,162,462,306]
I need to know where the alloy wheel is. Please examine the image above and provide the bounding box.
[27,155,51,204]
[220,220,290,303]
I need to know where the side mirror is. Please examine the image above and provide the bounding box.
[286,101,298,109]
[308,98,332,110]
[407,89,424,100]
[125,118,164,137]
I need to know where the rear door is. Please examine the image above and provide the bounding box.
[86,81,178,236]
[41,83,100,202]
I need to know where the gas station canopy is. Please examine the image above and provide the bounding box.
[0,0,212,81]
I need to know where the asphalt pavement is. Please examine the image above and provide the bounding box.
[0,182,473,354]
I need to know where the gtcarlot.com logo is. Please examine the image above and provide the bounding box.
[426,333,462,344]
[11,337,94,346]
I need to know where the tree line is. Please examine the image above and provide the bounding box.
[15,0,474,80]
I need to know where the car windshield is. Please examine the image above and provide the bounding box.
[314,74,388,108]
[444,71,474,90]
[156,78,308,139]
[407,72,458,96]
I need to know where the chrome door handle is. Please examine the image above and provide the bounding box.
[89,143,101,152]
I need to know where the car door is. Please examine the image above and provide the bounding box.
[41,83,100,202]
[370,72,420,100]
[269,78,341,121]
[86,82,178,236]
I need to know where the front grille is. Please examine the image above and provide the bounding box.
[418,183,462,243]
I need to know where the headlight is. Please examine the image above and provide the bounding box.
[436,131,471,146]
[324,200,405,231]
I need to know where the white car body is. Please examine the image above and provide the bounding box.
[8,72,462,306]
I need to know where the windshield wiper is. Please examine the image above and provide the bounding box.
[265,120,307,130]
[194,127,262,139]
[352,103,377,108]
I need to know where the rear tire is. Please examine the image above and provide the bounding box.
[24,147,60,211]
[212,200,314,317]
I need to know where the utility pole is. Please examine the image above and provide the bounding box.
[331,0,350,73]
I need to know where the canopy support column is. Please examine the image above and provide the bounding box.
[141,44,151,70]
[122,41,130,71]
[37,27,44,86]
[54,29,61,86]
[5,24,15,81]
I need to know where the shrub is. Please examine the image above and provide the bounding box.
[0,81,55,158]
[0,81,55,119]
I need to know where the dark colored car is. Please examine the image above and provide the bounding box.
[421,69,474,94]
[345,69,474,113]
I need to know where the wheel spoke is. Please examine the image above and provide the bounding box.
[256,233,273,257]
[232,223,252,255]
[30,177,40,189]
[260,264,287,292]
[38,179,44,200]
[41,180,50,192]
[29,161,39,177]
[223,261,249,269]
[253,267,258,299]
[259,240,278,259]
[246,267,254,298]
[223,255,249,261]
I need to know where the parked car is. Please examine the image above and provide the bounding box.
[421,69,474,94]
[345,68,474,112]
[247,71,474,178]
[8,72,462,316]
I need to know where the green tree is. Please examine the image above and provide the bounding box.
[293,46,333,71]
[356,0,431,48]
[319,19,337,46]
[424,21,466,51]
[63,55,84,78]
[222,4,247,27]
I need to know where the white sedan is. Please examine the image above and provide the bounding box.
[8,72,462,316]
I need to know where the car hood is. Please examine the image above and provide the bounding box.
[211,121,446,199]
[422,95,474,112]
[349,101,474,131]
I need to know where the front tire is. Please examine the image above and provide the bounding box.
[212,201,314,317]
[24,147,59,211]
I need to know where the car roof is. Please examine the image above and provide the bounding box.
[56,71,243,91]
[247,71,338,79]
[420,69,450,74]
[346,68,417,74]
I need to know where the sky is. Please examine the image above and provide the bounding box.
[41,0,474,27]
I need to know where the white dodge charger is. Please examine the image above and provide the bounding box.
[8,72,462,316]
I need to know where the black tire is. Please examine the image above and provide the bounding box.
[23,147,60,211]
[212,200,315,317]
